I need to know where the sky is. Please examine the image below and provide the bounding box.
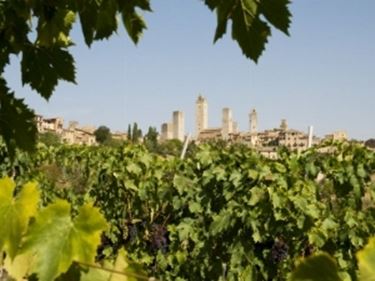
[4,0,375,140]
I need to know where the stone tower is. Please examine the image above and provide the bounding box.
[222,108,233,139]
[173,111,185,141]
[249,109,258,133]
[195,95,208,138]
[280,119,288,131]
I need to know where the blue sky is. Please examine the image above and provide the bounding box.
[4,0,375,139]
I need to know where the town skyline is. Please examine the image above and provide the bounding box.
[4,0,374,140]
[38,94,351,142]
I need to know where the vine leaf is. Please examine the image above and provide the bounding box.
[357,237,375,281]
[0,79,37,157]
[205,0,291,62]
[289,253,342,281]
[4,252,35,281]
[21,200,107,281]
[0,177,39,259]
[21,46,76,100]
[80,249,147,281]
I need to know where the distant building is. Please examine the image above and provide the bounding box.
[324,131,348,141]
[249,109,258,133]
[112,131,128,141]
[36,115,64,134]
[160,123,173,141]
[160,110,185,142]
[36,115,97,146]
[222,108,233,139]
[173,111,185,141]
[196,95,208,138]
[280,119,288,131]
[198,128,222,142]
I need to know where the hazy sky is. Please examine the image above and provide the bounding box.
[4,1,375,139]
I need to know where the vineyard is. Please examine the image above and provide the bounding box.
[1,141,375,280]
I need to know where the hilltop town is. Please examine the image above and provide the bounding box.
[36,95,348,157]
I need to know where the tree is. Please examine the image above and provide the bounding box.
[0,0,291,155]
[131,122,142,143]
[94,126,111,144]
[144,126,159,152]
[127,124,132,141]
[38,132,61,146]
[365,139,375,149]
[156,139,183,157]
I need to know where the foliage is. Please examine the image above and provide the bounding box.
[0,0,291,156]
[0,177,149,281]
[143,127,158,153]
[131,123,142,144]
[95,126,112,144]
[38,132,61,146]
[156,139,183,157]
[1,141,374,280]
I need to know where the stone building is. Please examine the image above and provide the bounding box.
[324,131,348,141]
[196,95,208,138]
[198,128,223,142]
[36,115,64,134]
[160,110,185,142]
[249,109,258,133]
[160,123,173,141]
[36,115,97,146]
[222,107,233,139]
[173,111,185,141]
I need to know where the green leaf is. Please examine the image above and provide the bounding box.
[357,237,375,281]
[259,0,291,35]
[4,252,35,281]
[231,8,270,63]
[290,253,342,281]
[210,210,232,235]
[213,0,235,42]
[0,177,39,259]
[0,79,38,156]
[22,200,107,281]
[36,9,76,47]
[77,0,100,46]
[207,0,291,62]
[21,46,76,100]
[80,249,148,281]
[122,8,147,44]
[95,0,118,40]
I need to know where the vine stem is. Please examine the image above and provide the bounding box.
[76,261,158,281]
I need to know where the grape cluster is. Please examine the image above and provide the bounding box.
[128,224,138,242]
[271,239,289,263]
[302,243,314,257]
[150,223,168,253]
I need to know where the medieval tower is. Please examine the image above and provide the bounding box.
[195,95,208,138]
[249,109,258,133]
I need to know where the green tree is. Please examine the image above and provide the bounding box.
[144,126,159,152]
[127,124,132,141]
[156,139,183,157]
[0,0,291,155]
[131,122,142,143]
[38,132,61,146]
[94,126,111,144]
